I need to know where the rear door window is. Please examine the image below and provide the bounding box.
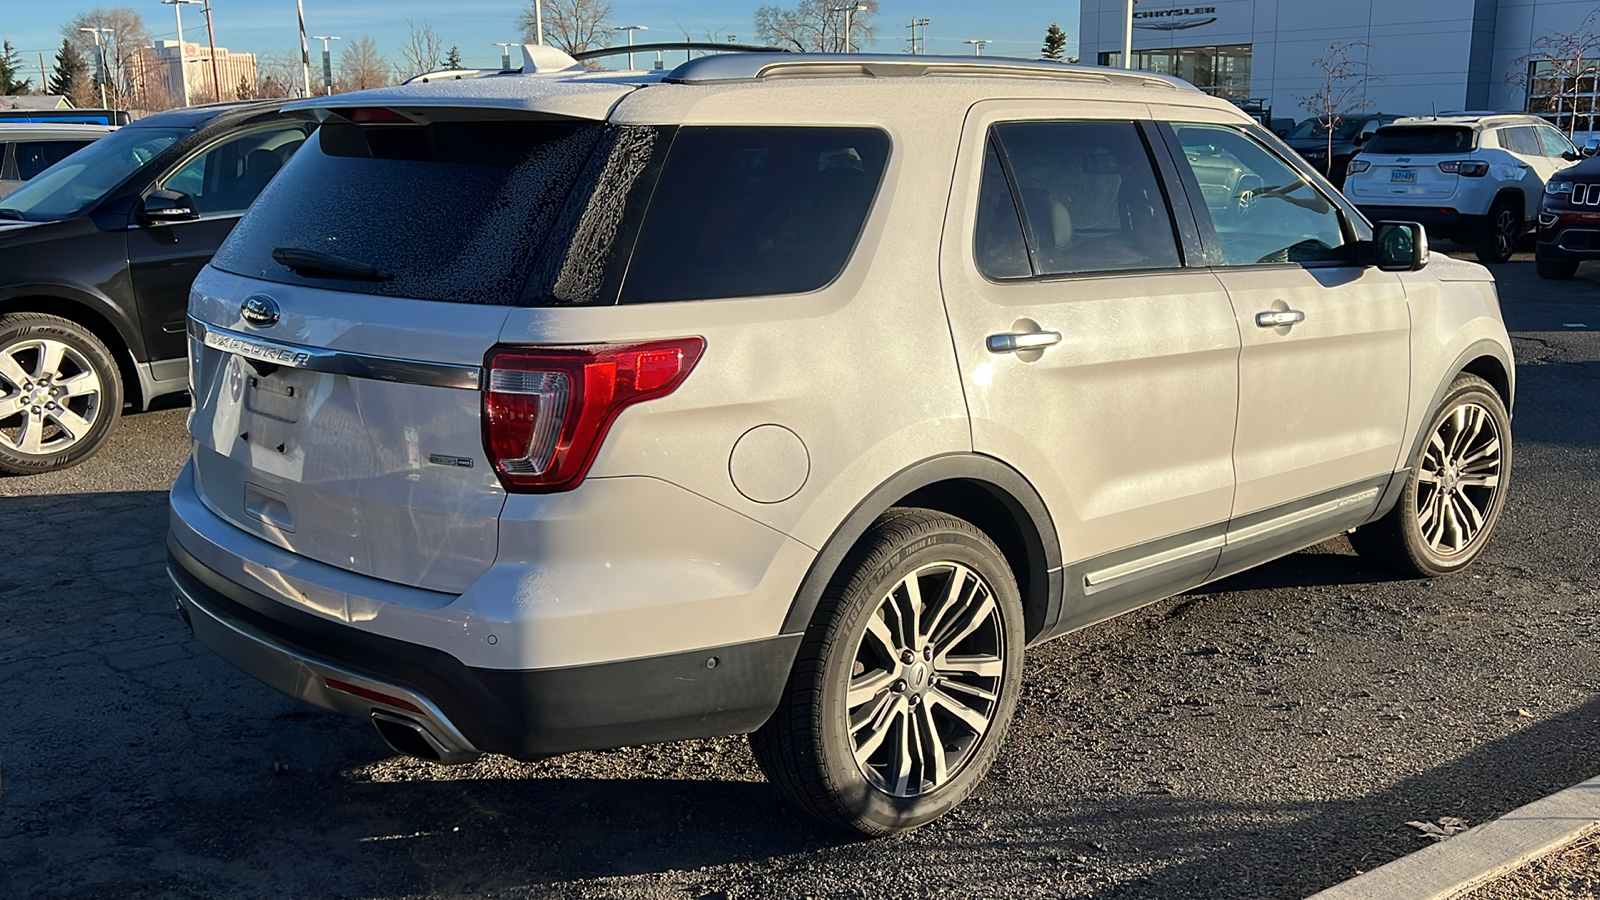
[1364,126,1475,155]
[1499,126,1541,157]
[619,126,889,304]
[15,140,93,180]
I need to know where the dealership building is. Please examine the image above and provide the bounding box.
[1078,0,1600,129]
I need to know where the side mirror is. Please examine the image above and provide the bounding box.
[140,189,199,223]
[1584,138,1599,157]
[1372,221,1429,271]
[1563,150,1583,162]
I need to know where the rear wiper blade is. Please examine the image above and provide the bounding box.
[0,209,25,221]
[271,246,392,281]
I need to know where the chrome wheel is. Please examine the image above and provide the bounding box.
[1416,400,1503,556]
[847,561,1006,798]
[0,337,104,456]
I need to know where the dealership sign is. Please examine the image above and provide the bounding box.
[1134,5,1219,30]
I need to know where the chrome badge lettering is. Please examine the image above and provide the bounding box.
[203,330,312,367]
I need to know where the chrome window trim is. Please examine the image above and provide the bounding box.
[189,318,482,390]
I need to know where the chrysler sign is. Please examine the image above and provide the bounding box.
[1134,5,1219,30]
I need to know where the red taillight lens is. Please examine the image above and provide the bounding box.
[340,107,419,124]
[483,338,705,492]
[1438,160,1490,177]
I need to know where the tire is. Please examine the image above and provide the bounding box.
[750,509,1025,837]
[1350,374,1511,577]
[0,312,123,475]
[1474,200,1521,264]
[1535,248,1580,280]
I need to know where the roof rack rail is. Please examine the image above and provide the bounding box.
[663,52,1197,91]
[573,41,789,63]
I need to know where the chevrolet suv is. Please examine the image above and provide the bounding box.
[169,47,1515,837]
[1345,113,1581,263]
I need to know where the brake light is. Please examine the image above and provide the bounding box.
[1438,160,1490,177]
[340,107,419,124]
[1346,159,1370,174]
[483,338,705,492]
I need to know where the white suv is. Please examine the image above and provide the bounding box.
[1345,113,1581,263]
[169,47,1515,837]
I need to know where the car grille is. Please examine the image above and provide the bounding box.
[1571,183,1600,206]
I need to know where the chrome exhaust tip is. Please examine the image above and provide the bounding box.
[370,711,479,764]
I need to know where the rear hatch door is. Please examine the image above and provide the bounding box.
[1346,125,1476,204]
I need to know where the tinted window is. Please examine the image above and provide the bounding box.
[1499,126,1541,156]
[619,126,888,304]
[1364,126,1475,155]
[987,120,1181,276]
[1289,118,1365,141]
[0,126,185,221]
[974,139,1031,279]
[212,118,616,305]
[1171,123,1347,266]
[14,140,93,180]
[159,124,308,216]
[1537,125,1576,157]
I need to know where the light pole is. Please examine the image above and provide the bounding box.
[311,35,339,94]
[160,0,202,106]
[532,0,544,45]
[199,0,220,102]
[613,25,648,71]
[1122,0,1135,69]
[79,27,114,108]
[915,18,930,55]
[832,5,866,53]
[964,39,989,56]
[495,41,517,70]
[295,0,312,97]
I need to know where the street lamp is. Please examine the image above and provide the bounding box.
[159,0,201,106]
[914,18,930,55]
[531,0,544,46]
[310,35,339,94]
[964,39,989,56]
[495,41,517,70]
[79,27,114,108]
[160,0,201,44]
[1122,0,1135,69]
[613,25,648,71]
[832,5,867,53]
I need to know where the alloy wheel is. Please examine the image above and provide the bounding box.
[846,561,1007,798]
[1416,401,1503,555]
[1493,208,1518,259]
[0,337,104,456]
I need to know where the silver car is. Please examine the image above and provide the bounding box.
[169,47,1514,836]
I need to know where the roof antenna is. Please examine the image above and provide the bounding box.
[1431,101,1437,120]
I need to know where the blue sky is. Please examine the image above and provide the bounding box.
[3,1,1083,76]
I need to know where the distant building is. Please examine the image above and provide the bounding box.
[134,40,258,106]
[1078,0,1600,129]
[0,96,76,110]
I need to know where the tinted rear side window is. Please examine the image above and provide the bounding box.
[212,117,615,305]
[15,140,92,180]
[1364,126,1475,155]
[619,126,889,304]
[1499,125,1541,156]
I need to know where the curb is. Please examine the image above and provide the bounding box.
[1308,775,1600,900]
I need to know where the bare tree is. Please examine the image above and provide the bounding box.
[755,0,878,53]
[338,35,392,92]
[397,19,446,79]
[519,0,613,57]
[1296,42,1381,178]
[64,5,152,109]
[257,50,305,99]
[1510,11,1600,137]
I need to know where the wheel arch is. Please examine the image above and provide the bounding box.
[1491,186,1529,222]
[0,288,147,409]
[781,454,1063,644]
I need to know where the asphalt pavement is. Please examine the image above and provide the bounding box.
[1,252,1598,899]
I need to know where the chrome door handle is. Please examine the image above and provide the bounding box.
[1255,309,1305,328]
[987,331,1063,353]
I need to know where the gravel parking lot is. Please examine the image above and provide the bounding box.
[2,252,1598,899]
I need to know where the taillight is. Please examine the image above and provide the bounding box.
[1346,159,1370,174]
[482,338,705,492]
[1438,160,1490,177]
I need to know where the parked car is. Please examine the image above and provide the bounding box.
[1534,148,1600,278]
[1344,113,1582,263]
[0,123,117,198]
[169,47,1515,838]
[1284,112,1400,188]
[0,100,314,474]
[0,107,132,126]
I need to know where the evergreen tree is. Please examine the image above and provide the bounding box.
[445,45,462,69]
[49,39,90,103]
[0,40,30,94]
[1041,22,1067,61]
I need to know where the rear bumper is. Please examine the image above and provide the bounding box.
[169,536,801,759]
[1355,205,1490,240]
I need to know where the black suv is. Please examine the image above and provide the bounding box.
[0,101,314,473]
[1286,113,1400,188]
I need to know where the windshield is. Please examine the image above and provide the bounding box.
[1363,126,1477,155]
[1289,118,1366,141]
[0,126,187,221]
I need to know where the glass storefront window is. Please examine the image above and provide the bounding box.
[1526,60,1599,135]
[1098,44,1252,101]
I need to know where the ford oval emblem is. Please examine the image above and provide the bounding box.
[240,295,280,328]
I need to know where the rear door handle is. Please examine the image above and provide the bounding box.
[987,331,1063,353]
[1255,309,1305,328]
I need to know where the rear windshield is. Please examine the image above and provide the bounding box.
[214,118,890,306]
[1288,118,1365,141]
[1364,126,1476,155]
